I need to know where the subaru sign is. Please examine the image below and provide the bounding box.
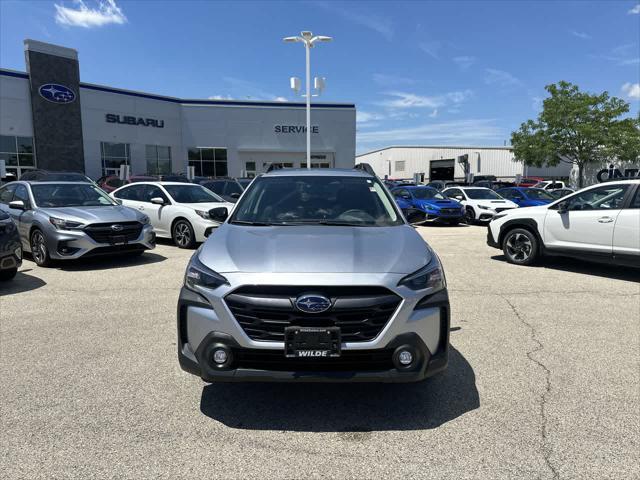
[38,83,76,104]
[294,294,332,314]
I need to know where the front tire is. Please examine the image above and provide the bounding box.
[30,229,52,267]
[502,228,539,266]
[0,268,17,281]
[172,220,196,249]
[464,207,476,225]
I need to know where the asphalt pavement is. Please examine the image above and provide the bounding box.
[1,226,638,479]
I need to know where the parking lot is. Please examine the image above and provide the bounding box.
[1,225,638,479]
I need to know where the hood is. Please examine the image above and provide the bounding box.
[417,198,461,209]
[476,199,518,209]
[38,205,144,224]
[199,224,432,274]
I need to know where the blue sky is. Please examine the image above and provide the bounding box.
[1,0,639,153]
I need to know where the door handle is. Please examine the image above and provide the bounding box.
[597,217,613,223]
[138,206,145,211]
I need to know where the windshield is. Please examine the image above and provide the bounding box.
[412,188,445,200]
[164,185,224,203]
[465,188,502,200]
[230,175,403,226]
[525,188,554,201]
[32,184,116,207]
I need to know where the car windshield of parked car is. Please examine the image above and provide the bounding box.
[412,188,446,200]
[31,183,116,207]
[525,189,555,201]
[465,188,502,200]
[230,175,402,226]
[164,185,224,203]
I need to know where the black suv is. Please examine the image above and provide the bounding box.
[200,178,244,203]
[0,210,22,281]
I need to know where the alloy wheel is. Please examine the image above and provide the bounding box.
[31,230,48,265]
[174,222,192,247]
[505,232,533,262]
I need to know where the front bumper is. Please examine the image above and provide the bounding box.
[0,246,22,271]
[44,224,156,260]
[177,284,450,383]
[486,226,500,248]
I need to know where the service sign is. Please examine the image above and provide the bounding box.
[275,125,319,134]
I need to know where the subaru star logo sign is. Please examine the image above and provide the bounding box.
[294,294,332,314]
[111,224,124,232]
[38,83,76,104]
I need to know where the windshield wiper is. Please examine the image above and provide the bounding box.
[229,220,274,226]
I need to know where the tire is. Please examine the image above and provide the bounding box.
[30,229,52,267]
[464,207,476,225]
[0,268,17,281]
[502,228,539,266]
[172,219,196,249]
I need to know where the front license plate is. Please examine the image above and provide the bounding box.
[110,235,127,245]
[284,326,341,358]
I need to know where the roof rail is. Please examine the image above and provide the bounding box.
[353,163,376,176]
[265,163,283,173]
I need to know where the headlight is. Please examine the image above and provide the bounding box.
[184,252,228,291]
[423,204,436,211]
[478,205,492,210]
[398,257,446,292]
[195,209,212,220]
[492,213,508,221]
[49,217,84,230]
[139,215,150,225]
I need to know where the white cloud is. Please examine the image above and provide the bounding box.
[484,68,523,87]
[592,43,640,66]
[372,73,415,86]
[532,96,543,112]
[452,56,476,70]
[377,90,472,109]
[429,109,438,118]
[208,95,233,100]
[357,119,503,146]
[628,4,640,14]
[419,41,441,59]
[315,2,393,40]
[274,96,288,102]
[220,77,287,101]
[570,30,591,40]
[54,0,126,28]
[621,82,640,99]
[357,111,385,124]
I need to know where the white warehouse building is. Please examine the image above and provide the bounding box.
[356,145,572,182]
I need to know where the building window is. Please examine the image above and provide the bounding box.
[0,135,36,179]
[101,142,130,176]
[395,161,406,172]
[245,161,256,178]
[146,145,172,175]
[188,147,227,178]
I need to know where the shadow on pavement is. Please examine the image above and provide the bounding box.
[54,251,167,272]
[491,254,639,282]
[199,346,479,432]
[0,269,46,295]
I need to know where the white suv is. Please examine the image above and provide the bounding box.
[442,186,518,224]
[487,180,640,267]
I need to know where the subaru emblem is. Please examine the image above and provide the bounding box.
[111,224,124,232]
[38,83,76,104]
[294,294,332,314]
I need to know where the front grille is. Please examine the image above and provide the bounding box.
[225,286,402,342]
[440,208,461,215]
[234,348,394,371]
[82,244,146,257]
[84,221,142,244]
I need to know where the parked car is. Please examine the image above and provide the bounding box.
[516,177,545,187]
[473,180,515,191]
[548,188,575,200]
[442,186,518,224]
[533,180,566,190]
[177,164,450,383]
[0,209,22,280]
[391,186,464,224]
[488,180,639,267]
[0,181,155,267]
[496,187,555,207]
[235,177,253,189]
[472,175,497,183]
[200,178,245,203]
[111,182,234,248]
[19,170,93,183]
[426,180,467,191]
[96,175,157,193]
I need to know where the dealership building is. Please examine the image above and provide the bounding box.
[0,40,356,180]
[357,145,572,182]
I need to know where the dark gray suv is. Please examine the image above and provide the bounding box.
[0,210,22,281]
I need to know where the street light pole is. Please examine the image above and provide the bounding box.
[283,31,332,169]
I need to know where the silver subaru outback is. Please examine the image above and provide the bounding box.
[177,165,449,383]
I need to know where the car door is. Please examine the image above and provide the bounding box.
[543,184,632,255]
[9,184,34,243]
[612,186,640,259]
[113,184,147,213]
[141,184,171,236]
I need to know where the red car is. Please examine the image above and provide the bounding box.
[96,175,157,193]
[516,177,544,187]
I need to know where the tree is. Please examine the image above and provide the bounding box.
[511,81,640,188]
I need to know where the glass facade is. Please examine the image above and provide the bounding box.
[188,147,227,177]
[100,142,130,176]
[0,135,36,178]
[145,145,172,175]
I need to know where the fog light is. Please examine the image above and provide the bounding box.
[212,348,228,364]
[398,350,413,366]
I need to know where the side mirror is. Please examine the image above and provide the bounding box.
[556,201,568,214]
[455,195,464,201]
[9,200,25,210]
[210,207,229,223]
[150,197,165,205]
[230,192,240,199]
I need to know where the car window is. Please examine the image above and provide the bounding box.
[225,181,244,196]
[13,184,31,208]
[525,189,554,201]
[0,184,16,204]
[395,188,410,198]
[164,185,224,203]
[498,189,513,199]
[564,184,630,211]
[445,189,463,199]
[143,185,169,203]
[413,188,445,200]
[106,177,124,188]
[114,185,145,201]
[628,188,640,209]
[31,184,115,207]
[465,188,501,200]
[203,181,224,195]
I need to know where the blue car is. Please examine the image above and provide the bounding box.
[496,187,555,207]
[391,186,465,224]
